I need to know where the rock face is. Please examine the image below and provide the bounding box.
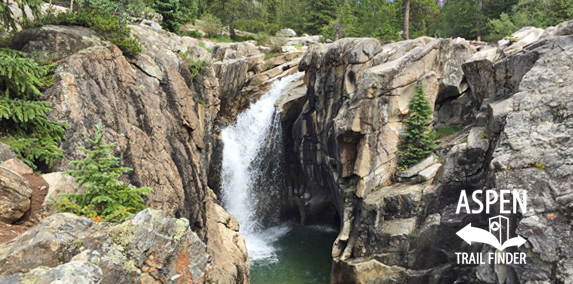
[0,143,16,163]
[0,166,32,223]
[8,24,248,283]
[0,209,210,284]
[287,20,573,283]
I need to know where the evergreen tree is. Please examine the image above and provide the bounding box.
[356,0,402,41]
[304,0,338,35]
[53,122,151,222]
[322,0,359,40]
[0,0,43,31]
[210,0,257,40]
[0,48,67,169]
[152,0,184,33]
[397,82,436,167]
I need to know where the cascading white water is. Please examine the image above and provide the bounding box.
[221,72,303,262]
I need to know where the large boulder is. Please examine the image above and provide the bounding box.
[0,166,32,223]
[41,172,83,205]
[276,28,297,37]
[0,159,33,176]
[9,25,104,61]
[0,209,210,284]
[0,261,103,284]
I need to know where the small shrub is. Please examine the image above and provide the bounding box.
[263,60,275,70]
[480,129,489,139]
[181,52,211,81]
[208,35,233,43]
[293,43,302,50]
[32,9,142,57]
[255,32,270,46]
[198,41,211,52]
[110,35,142,57]
[269,36,287,53]
[234,34,256,42]
[183,30,203,39]
[433,125,463,140]
[396,82,436,167]
[264,51,280,60]
[200,13,222,38]
[51,122,151,222]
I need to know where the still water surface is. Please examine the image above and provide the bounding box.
[250,224,338,284]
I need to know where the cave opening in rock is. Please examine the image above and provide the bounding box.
[220,73,340,284]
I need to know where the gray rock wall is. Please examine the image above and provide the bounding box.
[289,20,573,283]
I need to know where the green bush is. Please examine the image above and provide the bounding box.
[0,48,67,169]
[396,82,436,167]
[198,41,211,52]
[234,34,255,42]
[183,30,203,38]
[255,32,270,46]
[181,52,211,81]
[51,122,151,222]
[31,9,142,57]
[433,125,463,140]
[269,36,287,53]
[208,35,232,43]
[264,51,280,60]
[199,13,222,38]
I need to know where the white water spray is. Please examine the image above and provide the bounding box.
[221,73,303,262]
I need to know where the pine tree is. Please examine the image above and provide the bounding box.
[0,48,67,169]
[304,0,338,35]
[53,122,151,222]
[152,0,184,33]
[0,0,43,31]
[397,82,436,167]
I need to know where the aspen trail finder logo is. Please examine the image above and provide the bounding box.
[454,189,528,265]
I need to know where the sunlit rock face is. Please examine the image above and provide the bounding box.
[288,20,573,283]
[8,24,250,284]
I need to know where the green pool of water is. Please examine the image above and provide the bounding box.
[250,224,338,284]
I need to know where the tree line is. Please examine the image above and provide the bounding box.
[2,0,573,47]
[196,0,573,42]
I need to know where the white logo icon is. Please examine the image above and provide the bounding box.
[456,215,527,251]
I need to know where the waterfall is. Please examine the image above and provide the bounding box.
[221,72,303,263]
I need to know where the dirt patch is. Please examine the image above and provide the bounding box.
[0,173,49,244]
